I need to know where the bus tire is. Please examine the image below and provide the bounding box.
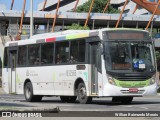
[120,97,133,104]
[77,82,92,104]
[24,82,42,102]
[60,96,77,103]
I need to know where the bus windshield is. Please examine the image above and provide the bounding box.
[104,40,156,73]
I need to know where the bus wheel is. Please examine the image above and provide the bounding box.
[120,97,133,104]
[77,82,92,104]
[60,96,77,103]
[24,82,42,102]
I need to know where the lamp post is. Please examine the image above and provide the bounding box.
[30,0,33,37]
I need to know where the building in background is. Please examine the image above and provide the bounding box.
[38,0,150,15]
[111,0,149,15]
[38,0,88,12]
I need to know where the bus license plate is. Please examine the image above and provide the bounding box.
[129,88,138,93]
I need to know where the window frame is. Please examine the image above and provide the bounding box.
[17,45,27,67]
[27,44,41,67]
[3,47,8,68]
[55,41,70,64]
[40,42,54,66]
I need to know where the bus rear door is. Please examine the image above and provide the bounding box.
[8,47,18,93]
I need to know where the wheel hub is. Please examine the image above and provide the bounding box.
[26,86,31,99]
[79,87,86,99]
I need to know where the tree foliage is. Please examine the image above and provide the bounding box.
[76,0,120,13]
[66,23,90,30]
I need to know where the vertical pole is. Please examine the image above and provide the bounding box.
[62,20,64,30]
[92,20,95,30]
[47,20,50,32]
[132,4,138,14]
[10,0,14,10]
[122,21,124,28]
[115,0,128,28]
[36,0,47,30]
[9,19,12,36]
[16,18,19,35]
[84,0,94,28]
[103,0,110,13]
[107,21,110,28]
[145,0,160,30]
[136,21,139,29]
[73,0,79,12]
[17,0,26,40]
[150,21,153,37]
[42,0,47,11]
[52,0,60,32]
[30,0,33,37]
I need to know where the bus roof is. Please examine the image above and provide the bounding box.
[5,28,148,47]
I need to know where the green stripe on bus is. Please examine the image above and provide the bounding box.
[114,79,150,88]
[66,33,89,40]
[16,74,20,83]
[53,72,56,81]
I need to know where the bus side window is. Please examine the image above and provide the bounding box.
[3,47,8,68]
[70,40,78,63]
[55,41,69,64]
[41,43,54,65]
[18,46,27,66]
[78,40,85,62]
[70,39,85,63]
[28,44,40,66]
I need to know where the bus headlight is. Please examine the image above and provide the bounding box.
[150,74,156,85]
[107,74,116,86]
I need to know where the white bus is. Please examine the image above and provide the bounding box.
[2,28,158,104]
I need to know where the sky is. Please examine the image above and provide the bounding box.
[0,0,44,11]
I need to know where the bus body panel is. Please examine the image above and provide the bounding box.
[2,68,9,94]
[15,65,91,96]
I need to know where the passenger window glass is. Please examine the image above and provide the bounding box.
[3,48,8,68]
[70,41,78,63]
[28,44,40,65]
[55,42,69,64]
[41,43,54,64]
[18,46,27,66]
[70,39,86,63]
[78,40,85,62]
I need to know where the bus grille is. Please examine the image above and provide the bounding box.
[115,76,150,81]
[121,90,145,95]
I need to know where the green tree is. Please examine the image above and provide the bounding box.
[76,0,120,13]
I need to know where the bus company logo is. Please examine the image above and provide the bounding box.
[26,70,29,76]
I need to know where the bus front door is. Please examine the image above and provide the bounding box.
[8,49,17,93]
[89,42,100,95]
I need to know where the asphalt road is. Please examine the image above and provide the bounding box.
[0,88,160,119]
[0,94,160,111]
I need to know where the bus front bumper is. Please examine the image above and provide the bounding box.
[103,83,157,97]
